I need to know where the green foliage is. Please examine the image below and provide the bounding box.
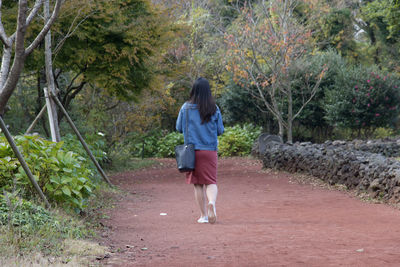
[61,133,109,167]
[324,66,400,135]
[218,78,274,127]
[123,124,261,158]
[359,0,400,71]
[122,131,163,158]
[218,124,262,157]
[156,132,184,158]
[55,0,169,101]
[312,8,357,58]
[0,134,96,210]
[289,51,346,141]
[0,194,52,228]
[0,194,89,257]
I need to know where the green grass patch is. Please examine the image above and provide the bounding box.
[0,182,125,265]
[0,196,91,258]
[106,153,158,173]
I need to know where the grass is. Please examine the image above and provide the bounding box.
[0,204,102,266]
[105,154,159,173]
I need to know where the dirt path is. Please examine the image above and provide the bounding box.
[100,158,400,266]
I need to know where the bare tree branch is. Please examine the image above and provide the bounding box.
[53,9,94,58]
[26,0,43,27]
[0,0,28,114]
[25,0,63,56]
[0,0,63,115]
[0,0,10,47]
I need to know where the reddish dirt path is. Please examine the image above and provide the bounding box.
[100,158,400,266]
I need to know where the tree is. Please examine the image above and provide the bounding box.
[218,77,275,130]
[0,0,62,115]
[226,0,326,142]
[356,0,400,72]
[54,0,168,105]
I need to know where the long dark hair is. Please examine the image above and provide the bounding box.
[189,77,217,124]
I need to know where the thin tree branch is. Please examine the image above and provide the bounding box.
[53,11,94,58]
[26,0,43,27]
[25,0,62,56]
[0,0,10,47]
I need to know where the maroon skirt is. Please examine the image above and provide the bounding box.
[186,150,218,185]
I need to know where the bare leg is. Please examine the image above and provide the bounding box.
[194,184,207,218]
[206,184,218,205]
[206,184,218,224]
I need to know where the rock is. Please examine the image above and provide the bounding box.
[332,140,346,146]
[252,133,283,157]
[369,179,382,191]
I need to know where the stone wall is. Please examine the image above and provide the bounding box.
[332,139,400,157]
[253,135,400,202]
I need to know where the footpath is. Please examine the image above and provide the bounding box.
[100,158,400,267]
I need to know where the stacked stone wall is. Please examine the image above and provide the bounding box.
[253,135,400,202]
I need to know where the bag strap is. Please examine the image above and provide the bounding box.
[185,105,189,145]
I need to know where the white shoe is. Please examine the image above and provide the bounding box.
[207,203,216,224]
[197,216,208,223]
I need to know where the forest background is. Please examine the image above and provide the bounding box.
[3,0,400,157]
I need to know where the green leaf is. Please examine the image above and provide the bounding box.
[63,168,72,173]
[83,185,92,193]
[61,176,73,184]
[62,186,71,196]
[78,177,87,183]
[45,183,54,192]
[50,177,60,185]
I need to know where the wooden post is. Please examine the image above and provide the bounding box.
[44,87,59,142]
[0,116,50,208]
[25,104,47,134]
[44,0,60,142]
[50,92,113,186]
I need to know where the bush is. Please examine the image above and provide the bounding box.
[218,124,262,157]
[0,134,96,211]
[121,131,163,158]
[324,66,400,136]
[156,132,184,158]
[62,133,109,167]
[121,124,262,158]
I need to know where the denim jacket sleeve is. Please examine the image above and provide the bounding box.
[176,104,185,133]
[216,106,224,136]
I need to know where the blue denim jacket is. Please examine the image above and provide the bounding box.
[176,102,224,151]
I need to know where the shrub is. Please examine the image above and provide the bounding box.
[62,133,109,166]
[122,124,262,158]
[122,131,163,158]
[0,134,96,211]
[218,124,262,157]
[156,132,184,158]
[324,66,400,137]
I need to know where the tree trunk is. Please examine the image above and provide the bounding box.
[287,90,293,143]
[278,119,284,140]
[0,0,63,115]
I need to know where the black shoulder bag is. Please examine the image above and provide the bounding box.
[175,107,195,172]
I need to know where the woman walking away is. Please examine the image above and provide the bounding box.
[176,77,224,224]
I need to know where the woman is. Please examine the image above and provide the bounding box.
[176,77,224,224]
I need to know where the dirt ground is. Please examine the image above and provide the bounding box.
[99,158,400,267]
